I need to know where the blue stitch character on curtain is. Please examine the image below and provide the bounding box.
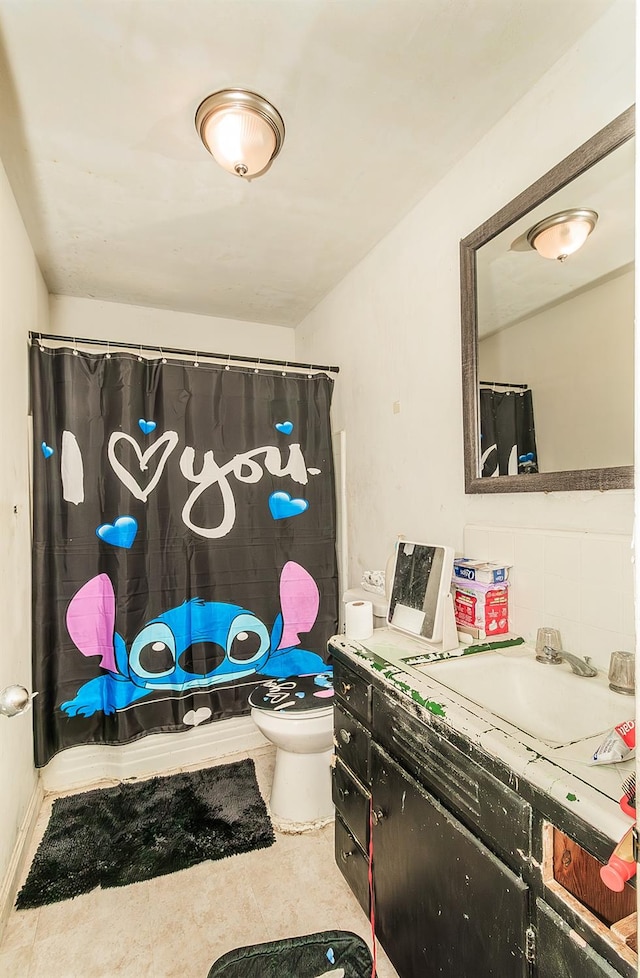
[61,561,327,718]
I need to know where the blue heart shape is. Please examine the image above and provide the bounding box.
[275,421,294,435]
[295,691,305,698]
[41,442,54,459]
[268,492,309,520]
[326,949,335,965]
[138,419,157,435]
[96,516,138,549]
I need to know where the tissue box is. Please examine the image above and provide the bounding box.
[453,558,510,585]
[452,579,509,638]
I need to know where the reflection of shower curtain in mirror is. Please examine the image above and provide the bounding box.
[480,388,538,477]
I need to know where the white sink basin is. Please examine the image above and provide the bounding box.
[413,647,634,746]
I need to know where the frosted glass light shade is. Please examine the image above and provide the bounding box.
[196,90,285,178]
[527,209,598,262]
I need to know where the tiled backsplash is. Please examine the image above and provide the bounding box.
[463,524,635,673]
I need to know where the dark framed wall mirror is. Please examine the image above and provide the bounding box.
[460,105,634,493]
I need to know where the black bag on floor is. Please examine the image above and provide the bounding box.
[206,929,374,978]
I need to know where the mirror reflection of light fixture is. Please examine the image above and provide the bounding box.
[526,208,598,262]
[195,89,285,178]
[0,685,37,718]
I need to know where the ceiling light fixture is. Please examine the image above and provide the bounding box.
[526,208,598,262]
[195,89,285,179]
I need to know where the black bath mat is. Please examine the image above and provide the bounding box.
[16,757,274,909]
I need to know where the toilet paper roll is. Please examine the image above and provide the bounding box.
[345,600,374,640]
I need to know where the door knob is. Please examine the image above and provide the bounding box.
[339,729,352,744]
[372,807,385,825]
[0,685,36,717]
[340,849,354,863]
[340,681,352,695]
[338,786,349,801]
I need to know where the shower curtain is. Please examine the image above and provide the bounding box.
[479,387,538,477]
[30,344,337,767]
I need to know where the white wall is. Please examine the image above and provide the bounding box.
[479,268,634,471]
[296,1,635,593]
[0,160,48,905]
[49,294,296,362]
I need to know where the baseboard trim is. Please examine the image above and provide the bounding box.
[40,715,269,793]
[0,777,44,943]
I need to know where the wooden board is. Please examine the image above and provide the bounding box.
[552,829,636,925]
[611,913,637,953]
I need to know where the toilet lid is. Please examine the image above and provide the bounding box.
[248,672,334,713]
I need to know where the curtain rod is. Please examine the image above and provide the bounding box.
[29,331,340,375]
[479,380,528,389]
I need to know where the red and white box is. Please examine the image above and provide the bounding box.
[452,579,509,638]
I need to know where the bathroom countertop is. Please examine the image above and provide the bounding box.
[329,628,635,847]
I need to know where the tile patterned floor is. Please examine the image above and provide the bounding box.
[0,748,398,978]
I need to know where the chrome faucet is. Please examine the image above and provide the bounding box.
[536,645,598,677]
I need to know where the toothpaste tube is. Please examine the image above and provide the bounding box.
[591,720,635,765]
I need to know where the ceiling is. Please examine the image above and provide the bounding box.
[0,0,618,328]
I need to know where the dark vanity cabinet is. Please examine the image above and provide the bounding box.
[332,655,531,978]
[371,742,529,977]
[331,647,636,978]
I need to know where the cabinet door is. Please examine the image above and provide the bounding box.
[535,899,625,978]
[371,743,529,978]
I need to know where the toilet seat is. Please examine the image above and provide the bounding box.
[248,672,334,716]
[253,703,333,719]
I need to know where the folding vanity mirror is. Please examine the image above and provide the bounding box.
[387,540,458,652]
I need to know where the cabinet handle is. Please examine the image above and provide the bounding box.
[340,849,354,863]
[340,681,353,695]
[339,729,352,744]
[372,807,385,825]
[338,786,350,801]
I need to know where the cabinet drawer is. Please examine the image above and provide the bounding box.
[332,757,370,854]
[536,898,625,978]
[333,659,371,724]
[372,687,532,866]
[334,703,370,785]
[335,814,370,916]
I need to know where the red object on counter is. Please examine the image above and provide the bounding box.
[600,826,636,892]
[619,773,636,818]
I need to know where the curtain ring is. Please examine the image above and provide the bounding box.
[254,357,260,374]
[281,360,288,377]
[194,351,199,367]
[73,337,78,356]
[159,345,167,364]
[105,339,111,360]
[138,343,143,362]
[38,332,44,352]
[308,363,313,378]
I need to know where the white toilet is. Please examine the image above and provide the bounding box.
[249,672,335,829]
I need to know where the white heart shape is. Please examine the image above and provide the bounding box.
[183,707,212,727]
[108,430,179,502]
